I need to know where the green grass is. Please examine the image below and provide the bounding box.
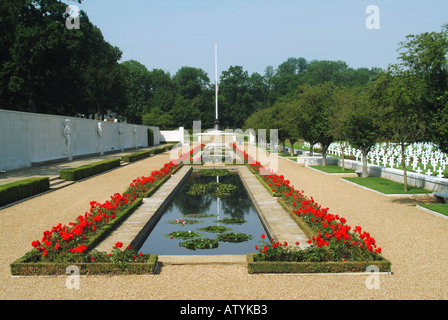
[419,203,448,216]
[310,165,356,174]
[342,177,432,194]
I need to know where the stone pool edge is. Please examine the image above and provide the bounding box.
[94,165,310,265]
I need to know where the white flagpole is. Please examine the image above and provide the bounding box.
[215,41,218,123]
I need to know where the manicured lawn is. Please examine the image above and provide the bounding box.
[419,203,448,216]
[310,165,356,174]
[342,177,432,194]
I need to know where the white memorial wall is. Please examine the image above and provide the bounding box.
[0,109,160,171]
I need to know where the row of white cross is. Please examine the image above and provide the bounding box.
[304,141,447,179]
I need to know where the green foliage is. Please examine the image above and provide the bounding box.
[10,253,158,276]
[197,226,232,233]
[120,60,152,124]
[166,218,203,225]
[216,232,252,243]
[165,230,202,239]
[0,177,50,207]
[396,24,448,153]
[1,0,125,118]
[186,182,237,197]
[59,158,121,181]
[179,238,219,250]
[215,217,247,225]
[247,253,391,274]
[121,150,152,163]
[147,128,154,146]
[197,169,232,176]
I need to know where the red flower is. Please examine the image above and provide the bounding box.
[114,242,123,248]
[32,240,40,248]
[261,234,266,239]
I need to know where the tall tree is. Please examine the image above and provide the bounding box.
[344,89,381,178]
[328,85,356,171]
[120,60,152,124]
[173,66,210,100]
[397,23,448,152]
[294,83,335,165]
[372,66,428,191]
[219,65,253,129]
[0,0,126,120]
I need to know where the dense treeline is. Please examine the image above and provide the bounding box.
[2,1,447,169]
[0,0,126,119]
[0,0,378,129]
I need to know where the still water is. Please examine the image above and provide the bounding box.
[138,170,269,255]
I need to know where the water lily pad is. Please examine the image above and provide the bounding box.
[217,232,252,243]
[215,217,247,225]
[165,230,202,239]
[166,218,203,225]
[179,238,219,250]
[197,225,233,233]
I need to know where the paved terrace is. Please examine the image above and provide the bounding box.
[2,145,448,299]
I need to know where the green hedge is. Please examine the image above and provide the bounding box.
[0,177,50,207]
[121,150,152,163]
[152,144,175,155]
[147,128,154,146]
[59,158,121,181]
[120,144,176,163]
[246,254,391,274]
[10,254,158,276]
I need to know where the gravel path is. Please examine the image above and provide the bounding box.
[1,149,448,300]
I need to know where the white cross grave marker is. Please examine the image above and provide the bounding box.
[422,157,427,170]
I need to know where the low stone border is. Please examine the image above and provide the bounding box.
[10,254,158,276]
[246,254,392,274]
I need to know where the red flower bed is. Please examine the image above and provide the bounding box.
[230,143,383,263]
[25,146,203,264]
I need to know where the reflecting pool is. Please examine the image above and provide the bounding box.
[138,169,269,255]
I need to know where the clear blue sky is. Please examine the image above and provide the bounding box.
[68,0,448,79]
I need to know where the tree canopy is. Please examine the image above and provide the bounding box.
[2,1,447,157]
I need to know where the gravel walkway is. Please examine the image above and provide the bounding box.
[1,148,448,300]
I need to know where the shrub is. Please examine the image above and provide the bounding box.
[59,158,121,181]
[121,150,152,163]
[0,177,50,207]
[147,128,154,146]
